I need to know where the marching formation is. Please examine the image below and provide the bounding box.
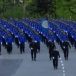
[0,18,76,69]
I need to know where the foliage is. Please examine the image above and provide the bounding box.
[0,0,76,20]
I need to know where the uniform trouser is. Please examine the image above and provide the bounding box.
[53,59,58,69]
[20,48,24,54]
[49,50,53,60]
[64,49,69,60]
[7,47,12,54]
[31,50,36,60]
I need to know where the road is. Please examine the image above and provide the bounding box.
[0,42,76,76]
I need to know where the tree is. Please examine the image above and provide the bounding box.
[36,0,56,18]
[36,0,49,13]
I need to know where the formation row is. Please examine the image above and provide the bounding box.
[0,18,76,55]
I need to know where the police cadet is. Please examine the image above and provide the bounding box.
[62,41,71,60]
[52,49,60,69]
[20,42,25,54]
[15,37,19,48]
[45,38,49,48]
[30,40,37,61]
[2,38,6,48]
[36,41,40,53]
[48,41,56,60]
[19,36,26,54]
[68,33,75,46]
[6,43,12,54]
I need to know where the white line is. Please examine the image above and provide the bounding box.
[59,57,66,76]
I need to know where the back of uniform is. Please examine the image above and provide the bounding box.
[20,43,25,54]
[48,42,56,60]
[30,42,37,61]
[36,42,40,53]
[6,43,12,54]
[52,50,60,69]
[62,41,71,60]
[52,50,60,60]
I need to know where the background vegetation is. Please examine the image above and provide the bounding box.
[0,0,76,20]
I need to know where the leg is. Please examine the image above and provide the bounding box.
[49,52,52,60]
[55,59,58,69]
[49,50,52,60]
[63,50,67,60]
[31,50,33,61]
[66,50,69,60]
[53,59,56,69]
[34,51,36,61]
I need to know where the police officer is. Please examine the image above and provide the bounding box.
[30,41,37,61]
[62,41,71,60]
[48,41,56,60]
[45,38,49,48]
[68,33,75,46]
[2,38,6,48]
[6,43,12,54]
[52,49,60,69]
[20,42,25,54]
[36,41,40,53]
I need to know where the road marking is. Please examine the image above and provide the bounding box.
[59,57,66,76]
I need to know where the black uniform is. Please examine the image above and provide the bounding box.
[15,37,19,48]
[30,42,37,61]
[6,43,12,54]
[62,41,71,60]
[20,42,25,54]
[2,38,6,48]
[36,42,40,53]
[48,41,56,60]
[68,33,75,46]
[52,50,60,69]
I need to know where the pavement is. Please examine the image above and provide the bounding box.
[0,42,76,76]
